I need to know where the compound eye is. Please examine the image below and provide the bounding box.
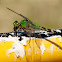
[14,21,18,23]
[15,21,18,22]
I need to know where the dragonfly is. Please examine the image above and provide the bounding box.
[6,7,62,50]
[7,8,58,33]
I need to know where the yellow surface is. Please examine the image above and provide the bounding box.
[0,37,62,62]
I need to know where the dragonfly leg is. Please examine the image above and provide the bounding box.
[13,27,19,36]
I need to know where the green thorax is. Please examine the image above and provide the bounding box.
[19,19,29,27]
[19,19,42,29]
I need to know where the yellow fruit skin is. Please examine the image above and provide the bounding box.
[0,37,62,62]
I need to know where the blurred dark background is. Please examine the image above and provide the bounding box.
[0,0,62,33]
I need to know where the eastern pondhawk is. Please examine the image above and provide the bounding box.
[3,7,62,50]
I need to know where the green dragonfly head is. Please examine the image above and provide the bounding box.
[13,21,19,27]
